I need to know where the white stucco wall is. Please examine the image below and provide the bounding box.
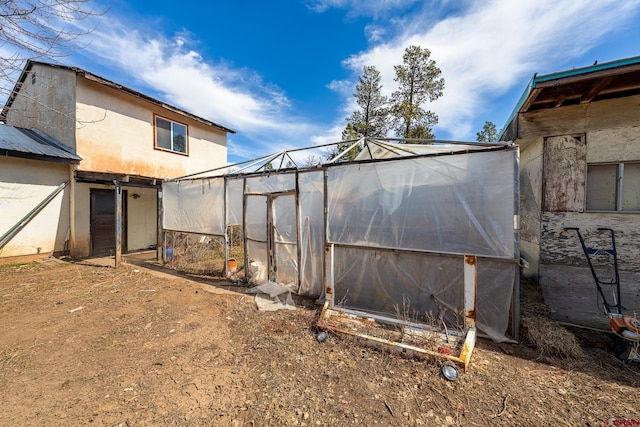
[126,187,157,251]
[0,157,71,258]
[75,78,228,179]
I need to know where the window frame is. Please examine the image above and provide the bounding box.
[586,161,640,212]
[154,114,189,156]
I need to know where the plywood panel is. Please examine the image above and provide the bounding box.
[543,135,586,212]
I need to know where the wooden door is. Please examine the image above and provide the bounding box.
[90,189,127,256]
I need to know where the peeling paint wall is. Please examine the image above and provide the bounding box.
[0,157,70,258]
[74,181,96,257]
[541,212,640,272]
[75,78,227,179]
[518,94,640,276]
[3,64,77,150]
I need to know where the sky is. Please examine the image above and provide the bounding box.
[5,0,640,164]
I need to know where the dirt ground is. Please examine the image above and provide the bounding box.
[1,258,639,426]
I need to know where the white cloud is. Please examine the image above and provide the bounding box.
[338,0,640,140]
[78,18,321,157]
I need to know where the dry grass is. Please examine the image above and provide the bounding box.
[521,315,586,360]
[520,277,587,361]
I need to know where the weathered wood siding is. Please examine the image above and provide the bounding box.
[541,212,640,272]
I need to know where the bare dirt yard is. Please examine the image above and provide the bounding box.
[1,258,639,426]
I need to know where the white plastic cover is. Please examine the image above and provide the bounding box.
[163,179,225,235]
[245,173,295,193]
[327,150,515,258]
[298,171,325,297]
[355,140,496,160]
[273,195,298,287]
[226,177,244,225]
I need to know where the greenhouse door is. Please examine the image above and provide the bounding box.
[245,192,299,290]
[270,193,298,289]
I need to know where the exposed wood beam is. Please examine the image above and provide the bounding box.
[554,93,567,108]
[580,76,615,104]
[520,88,543,112]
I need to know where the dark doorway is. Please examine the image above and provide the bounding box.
[90,189,127,256]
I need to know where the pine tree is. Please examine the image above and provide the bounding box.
[390,45,444,141]
[347,65,389,138]
[476,121,498,143]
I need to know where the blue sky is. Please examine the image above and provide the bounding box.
[5,0,640,164]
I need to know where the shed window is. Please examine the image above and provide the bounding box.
[586,162,640,211]
[155,116,188,154]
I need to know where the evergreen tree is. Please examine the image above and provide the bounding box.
[476,121,498,143]
[390,45,444,141]
[347,65,389,138]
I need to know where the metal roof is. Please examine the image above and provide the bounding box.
[1,60,236,135]
[500,55,640,140]
[0,124,82,164]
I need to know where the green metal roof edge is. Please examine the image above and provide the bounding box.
[499,55,640,140]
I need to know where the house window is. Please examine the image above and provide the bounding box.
[155,116,188,154]
[586,162,640,211]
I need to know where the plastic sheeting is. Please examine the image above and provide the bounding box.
[330,247,515,341]
[327,150,515,258]
[273,195,298,287]
[245,173,295,194]
[298,171,325,297]
[162,145,519,341]
[226,177,244,225]
[355,140,493,160]
[163,179,225,235]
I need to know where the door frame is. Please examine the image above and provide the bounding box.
[90,188,127,256]
[244,190,299,289]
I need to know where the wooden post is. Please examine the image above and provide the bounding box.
[69,165,76,258]
[157,187,163,263]
[115,184,122,267]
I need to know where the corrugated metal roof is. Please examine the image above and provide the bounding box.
[0,124,82,163]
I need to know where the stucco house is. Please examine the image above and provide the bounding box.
[1,60,234,263]
[501,56,640,329]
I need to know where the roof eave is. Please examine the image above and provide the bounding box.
[1,60,236,135]
[498,55,640,141]
[1,149,81,164]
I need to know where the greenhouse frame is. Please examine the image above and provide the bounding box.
[162,138,520,369]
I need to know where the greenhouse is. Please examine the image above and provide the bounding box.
[162,138,520,368]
